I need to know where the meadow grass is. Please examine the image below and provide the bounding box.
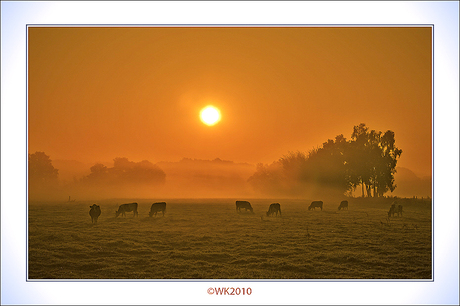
[28,198,432,279]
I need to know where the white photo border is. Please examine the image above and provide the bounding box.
[2,1,459,305]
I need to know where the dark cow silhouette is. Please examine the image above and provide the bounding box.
[236,201,254,213]
[115,203,138,217]
[398,205,403,217]
[388,204,396,217]
[388,203,403,217]
[149,202,166,217]
[89,204,101,223]
[308,201,323,210]
[266,203,281,217]
[338,200,348,210]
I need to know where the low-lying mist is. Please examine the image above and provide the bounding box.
[30,121,433,202]
[29,156,432,202]
[29,158,259,201]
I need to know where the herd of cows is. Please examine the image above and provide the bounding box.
[88,199,403,223]
[89,202,166,223]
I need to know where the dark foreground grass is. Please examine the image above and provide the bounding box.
[28,198,432,279]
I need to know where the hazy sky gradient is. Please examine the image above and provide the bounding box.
[28,26,432,176]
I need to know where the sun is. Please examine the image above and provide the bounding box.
[200,105,221,126]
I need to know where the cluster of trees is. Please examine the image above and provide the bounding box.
[77,157,166,199]
[28,153,165,200]
[248,123,402,198]
[82,157,165,186]
[28,154,165,187]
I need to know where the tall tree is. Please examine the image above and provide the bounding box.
[349,123,372,197]
[374,130,403,197]
[349,124,402,197]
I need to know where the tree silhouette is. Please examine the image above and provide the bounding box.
[28,151,59,199]
[349,124,402,197]
[28,151,59,184]
[87,163,109,181]
[349,123,372,197]
[374,130,402,196]
[84,157,166,186]
[248,162,285,195]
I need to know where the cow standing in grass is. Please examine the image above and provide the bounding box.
[236,201,254,213]
[308,201,323,211]
[115,203,138,217]
[388,205,395,218]
[89,204,101,223]
[266,203,281,217]
[338,200,348,210]
[397,205,403,217]
[388,203,403,217]
[149,202,166,217]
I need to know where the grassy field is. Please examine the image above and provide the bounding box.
[28,197,432,279]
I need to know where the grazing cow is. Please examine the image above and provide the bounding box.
[89,204,101,223]
[338,200,349,210]
[115,202,138,217]
[308,201,323,210]
[236,201,254,213]
[388,205,395,217]
[266,203,281,217]
[388,203,403,217]
[397,205,403,217]
[149,202,166,217]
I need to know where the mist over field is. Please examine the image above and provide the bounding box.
[37,156,431,202]
[28,197,432,280]
[42,157,257,201]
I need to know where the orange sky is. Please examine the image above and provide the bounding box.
[28,27,432,177]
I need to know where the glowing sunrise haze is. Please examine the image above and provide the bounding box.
[28,26,432,180]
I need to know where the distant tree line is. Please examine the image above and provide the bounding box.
[82,157,165,186]
[28,153,165,200]
[248,123,402,198]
